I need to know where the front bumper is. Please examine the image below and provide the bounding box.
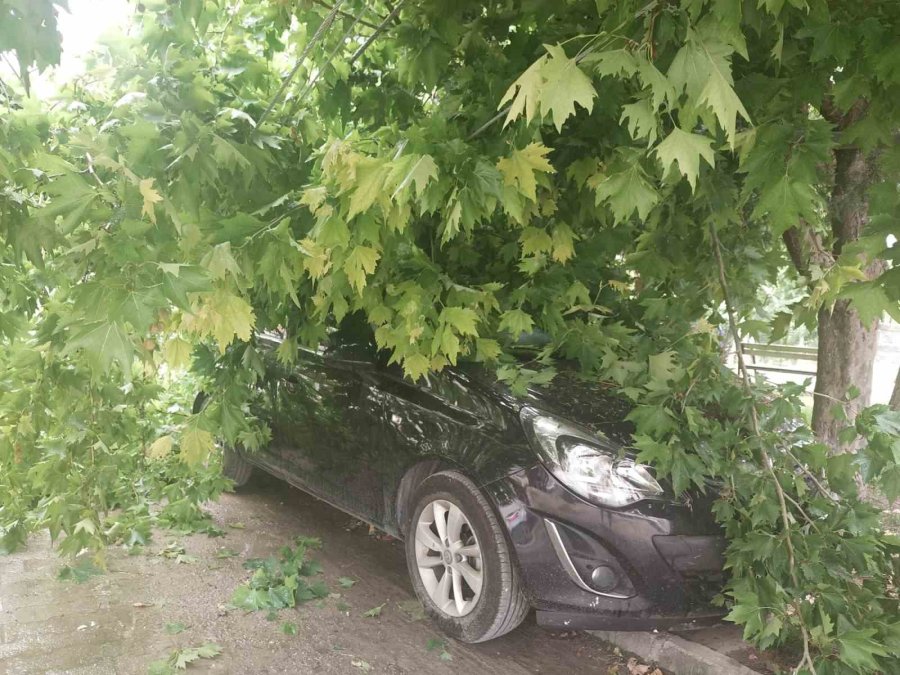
[484,465,727,631]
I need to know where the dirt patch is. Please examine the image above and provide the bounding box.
[0,473,639,674]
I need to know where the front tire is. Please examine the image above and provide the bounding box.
[222,446,253,488]
[404,470,529,643]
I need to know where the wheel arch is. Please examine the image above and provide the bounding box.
[394,458,460,538]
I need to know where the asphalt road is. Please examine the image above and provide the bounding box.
[0,472,635,674]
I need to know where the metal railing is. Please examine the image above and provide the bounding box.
[741,342,818,377]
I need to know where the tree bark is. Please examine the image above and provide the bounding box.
[811,300,879,449]
[810,143,883,452]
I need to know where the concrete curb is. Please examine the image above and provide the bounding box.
[589,630,759,675]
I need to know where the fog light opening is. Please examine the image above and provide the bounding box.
[590,564,618,592]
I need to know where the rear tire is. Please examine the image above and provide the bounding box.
[193,392,253,488]
[404,470,529,643]
[222,446,253,488]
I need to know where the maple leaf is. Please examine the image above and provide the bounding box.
[499,54,547,126]
[498,308,534,337]
[180,426,214,466]
[163,337,192,370]
[199,290,256,353]
[654,127,715,191]
[139,178,163,224]
[497,143,555,202]
[390,154,439,199]
[343,246,380,294]
[592,164,659,222]
[65,321,134,380]
[551,224,576,263]
[538,44,597,132]
[440,306,479,336]
[347,157,388,219]
[146,435,175,460]
[520,227,552,256]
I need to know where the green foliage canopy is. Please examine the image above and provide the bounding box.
[0,1,899,672]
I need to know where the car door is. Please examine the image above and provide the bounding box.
[267,325,390,526]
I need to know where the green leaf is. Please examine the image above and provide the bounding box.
[497,143,555,202]
[164,622,188,635]
[500,55,547,126]
[551,224,576,263]
[520,227,553,256]
[57,558,104,583]
[440,307,479,336]
[281,621,298,635]
[347,157,388,219]
[402,353,431,381]
[362,602,386,618]
[202,242,242,280]
[337,576,357,588]
[139,178,163,224]
[752,176,821,236]
[654,127,715,191]
[838,282,899,327]
[498,308,534,337]
[180,426,214,466]
[538,44,597,132]
[65,321,134,380]
[343,246,381,294]
[390,154,438,199]
[648,350,678,383]
[592,165,659,222]
[620,98,659,146]
[838,628,889,671]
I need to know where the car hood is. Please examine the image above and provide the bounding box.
[518,370,636,447]
[457,362,636,448]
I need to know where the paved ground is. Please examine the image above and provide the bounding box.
[0,473,641,675]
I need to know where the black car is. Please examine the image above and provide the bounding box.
[213,317,726,643]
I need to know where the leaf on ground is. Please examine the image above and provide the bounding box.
[362,602,386,618]
[164,622,188,635]
[228,522,246,529]
[396,598,426,621]
[215,548,239,559]
[337,576,357,588]
[57,558,104,583]
[281,622,298,635]
[351,658,373,672]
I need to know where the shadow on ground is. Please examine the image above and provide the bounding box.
[0,473,631,674]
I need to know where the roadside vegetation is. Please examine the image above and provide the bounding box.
[0,1,898,673]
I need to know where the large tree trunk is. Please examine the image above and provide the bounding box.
[810,143,883,452]
[811,301,879,449]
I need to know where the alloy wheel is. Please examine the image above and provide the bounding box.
[414,499,484,617]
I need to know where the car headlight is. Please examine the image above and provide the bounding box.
[520,407,663,508]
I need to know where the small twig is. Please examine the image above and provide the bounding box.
[257,0,345,128]
[312,0,383,29]
[347,0,406,67]
[783,447,838,503]
[782,492,822,534]
[290,8,366,113]
[466,106,511,141]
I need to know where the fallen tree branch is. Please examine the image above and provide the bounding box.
[709,223,818,675]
